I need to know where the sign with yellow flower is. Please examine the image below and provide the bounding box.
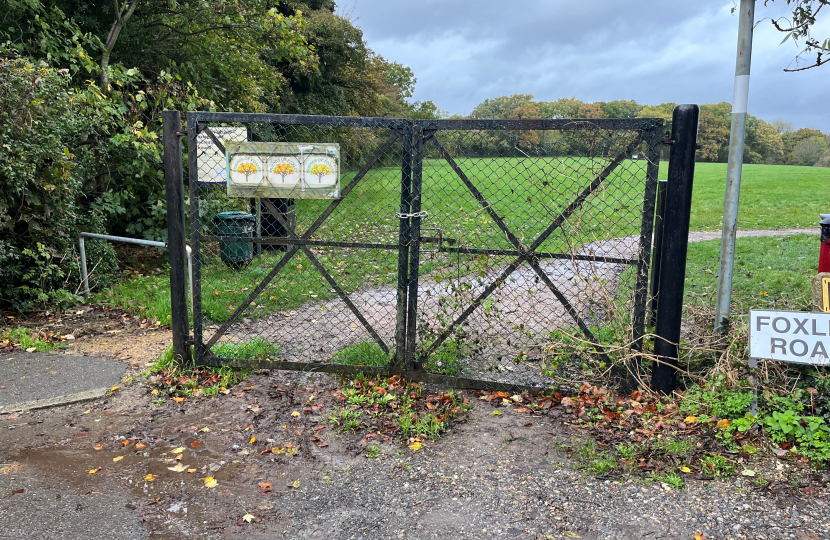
[225,142,339,199]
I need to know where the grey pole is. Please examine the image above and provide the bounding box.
[715,0,756,332]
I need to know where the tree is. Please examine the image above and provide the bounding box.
[697,108,731,162]
[792,138,828,165]
[772,119,795,134]
[600,100,643,118]
[237,162,259,182]
[272,163,294,182]
[309,164,331,182]
[782,127,827,162]
[746,119,785,163]
[764,0,830,70]
[471,94,536,119]
[508,104,541,148]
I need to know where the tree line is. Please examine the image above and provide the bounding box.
[462,94,830,167]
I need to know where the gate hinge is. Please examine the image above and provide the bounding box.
[175,131,187,137]
[185,339,195,346]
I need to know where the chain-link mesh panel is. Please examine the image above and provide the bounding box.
[186,114,411,370]
[408,119,663,390]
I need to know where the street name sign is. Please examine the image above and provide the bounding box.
[749,309,830,366]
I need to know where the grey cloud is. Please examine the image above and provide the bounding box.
[343,1,829,130]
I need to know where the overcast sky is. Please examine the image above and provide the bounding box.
[340,1,829,131]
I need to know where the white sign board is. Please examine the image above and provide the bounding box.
[225,142,340,199]
[197,127,248,184]
[749,309,830,366]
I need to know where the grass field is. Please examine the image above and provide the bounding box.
[95,159,828,325]
[662,162,829,231]
[684,233,816,313]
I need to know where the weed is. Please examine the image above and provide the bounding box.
[213,337,281,360]
[331,341,390,366]
[327,407,363,433]
[700,454,735,477]
[366,445,381,459]
[147,346,248,397]
[651,437,695,459]
[0,327,61,352]
[575,441,617,476]
[650,472,685,489]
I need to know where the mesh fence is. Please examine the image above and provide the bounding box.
[187,114,411,369]
[408,119,663,389]
[181,113,662,389]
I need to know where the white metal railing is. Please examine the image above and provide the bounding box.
[78,232,193,317]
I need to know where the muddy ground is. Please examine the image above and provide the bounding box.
[1,323,829,539]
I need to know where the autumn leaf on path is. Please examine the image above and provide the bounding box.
[168,463,188,472]
[716,419,731,429]
[93,444,104,450]
[258,482,272,493]
[249,435,256,444]
[290,480,300,489]
[144,474,156,482]
[113,456,124,462]
[492,410,502,416]
[680,466,691,473]
[561,397,575,407]
[204,477,218,488]
[684,416,697,424]
[190,441,201,448]
[408,441,422,451]
[171,397,185,403]
[291,411,300,418]
[86,467,101,474]
[242,513,256,523]
[171,447,185,454]
[135,442,147,450]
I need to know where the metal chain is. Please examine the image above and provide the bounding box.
[395,211,428,219]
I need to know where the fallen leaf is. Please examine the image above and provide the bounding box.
[113,456,124,462]
[716,418,731,429]
[561,397,575,407]
[144,474,156,481]
[741,469,756,477]
[249,436,256,444]
[408,441,422,451]
[190,441,201,448]
[198,427,210,433]
[168,463,188,472]
[122,439,132,447]
[291,411,300,418]
[684,416,697,424]
[171,447,185,454]
[25,347,36,353]
[86,467,101,474]
[492,410,502,416]
[204,477,218,488]
[172,397,185,404]
[187,468,197,473]
[242,513,256,523]
[175,454,183,461]
[258,482,272,489]
[680,466,691,473]
[135,442,147,450]
[151,389,159,395]
[290,480,300,489]
[93,444,104,451]
[110,386,120,392]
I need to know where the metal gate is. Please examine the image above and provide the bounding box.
[163,112,664,392]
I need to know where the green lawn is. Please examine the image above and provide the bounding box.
[96,160,827,325]
[661,162,829,231]
[684,234,816,313]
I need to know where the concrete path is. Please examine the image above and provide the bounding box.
[0,353,127,414]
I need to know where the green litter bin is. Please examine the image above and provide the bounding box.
[214,211,255,269]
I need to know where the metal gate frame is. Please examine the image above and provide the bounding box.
[163,110,688,392]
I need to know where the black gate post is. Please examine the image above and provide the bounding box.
[394,125,413,372]
[649,179,668,326]
[651,104,699,394]
[405,126,426,375]
[163,111,191,361]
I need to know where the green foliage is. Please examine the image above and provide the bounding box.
[331,341,390,367]
[0,327,61,352]
[213,338,282,360]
